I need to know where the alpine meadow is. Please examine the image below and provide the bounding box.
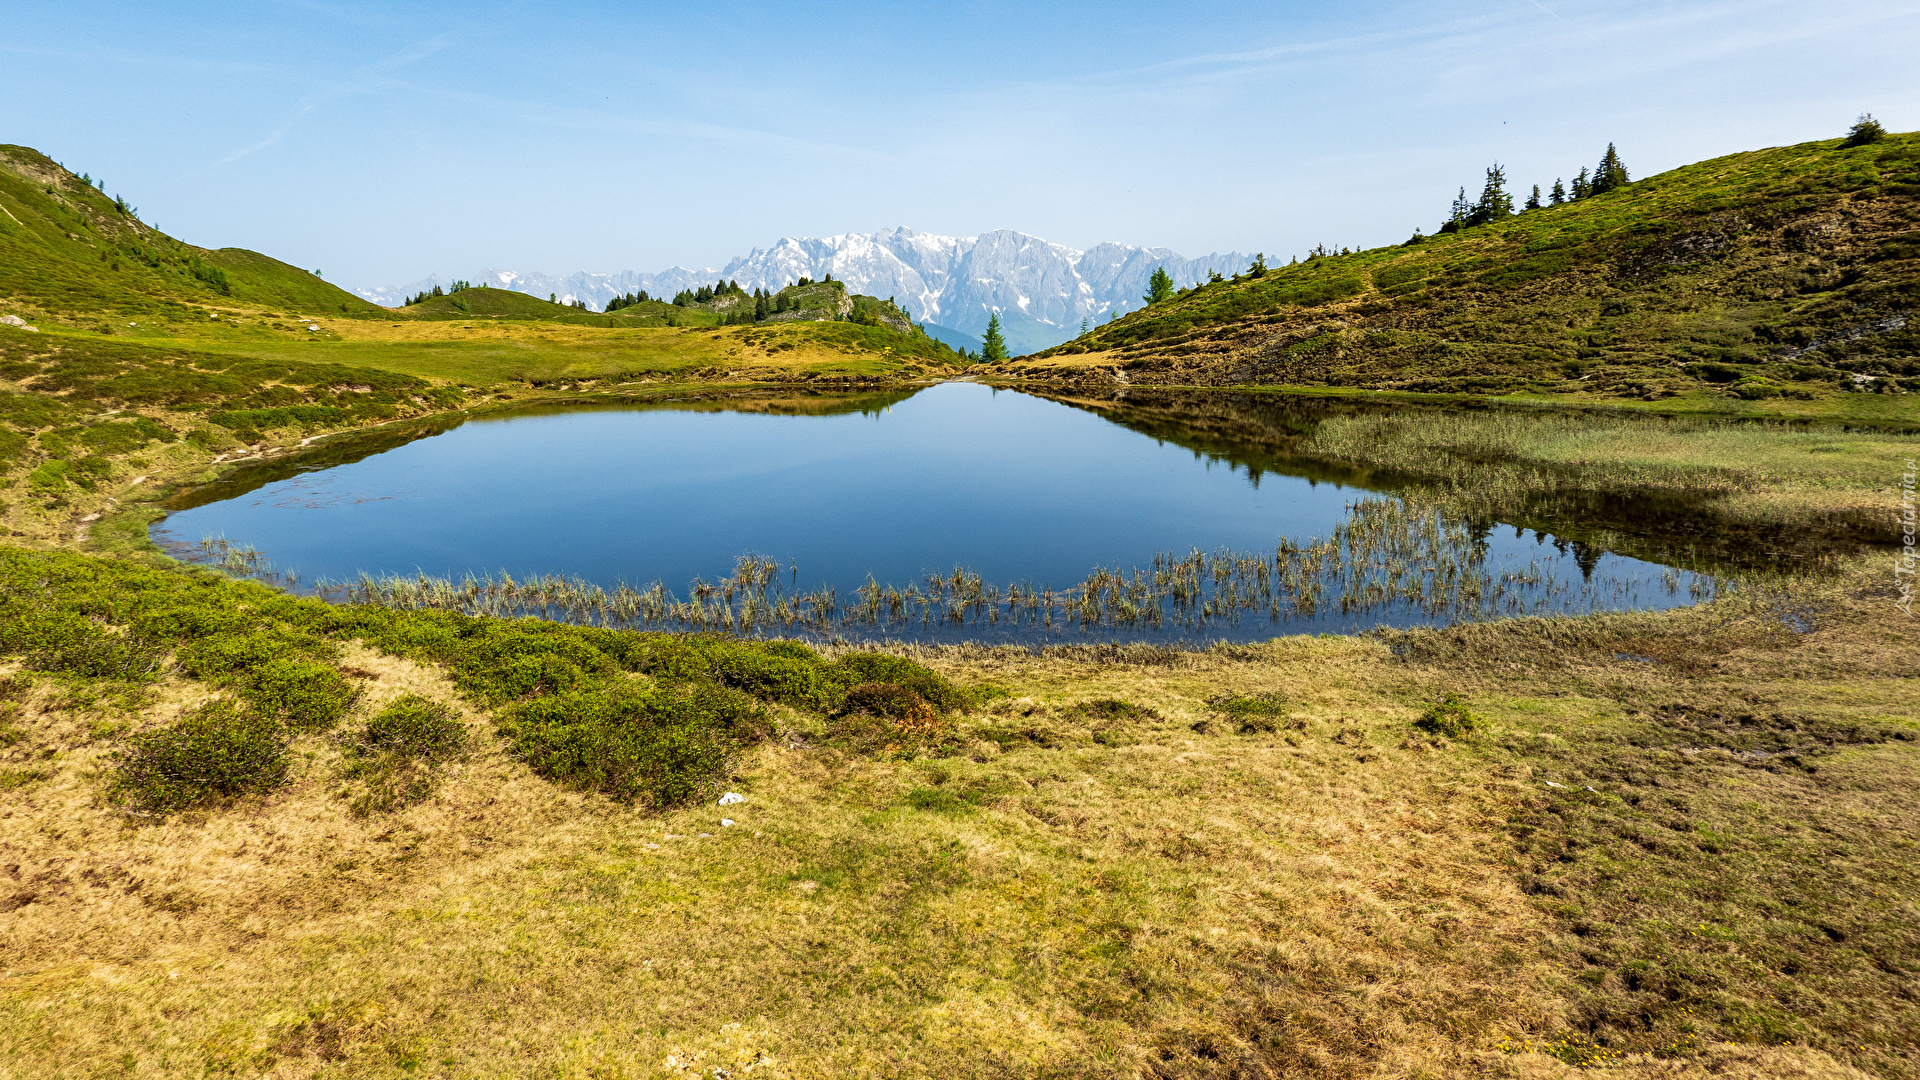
[3,37,1920,1080]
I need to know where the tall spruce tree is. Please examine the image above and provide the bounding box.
[1143,266,1175,305]
[981,313,1009,362]
[1550,179,1567,205]
[1591,143,1629,195]
[1525,184,1543,211]
[1467,164,1513,226]
[1571,167,1591,200]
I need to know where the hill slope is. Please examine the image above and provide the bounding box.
[0,145,388,322]
[1006,131,1920,402]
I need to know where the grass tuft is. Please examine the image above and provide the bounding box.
[1413,693,1482,738]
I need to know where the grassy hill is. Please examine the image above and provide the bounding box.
[0,145,387,322]
[1009,130,1920,405]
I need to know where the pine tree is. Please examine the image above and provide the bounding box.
[1079,316,1091,335]
[1571,167,1591,200]
[1249,252,1267,276]
[1591,144,1629,195]
[1843,113,1888,147]
[1525,184,1542,211]
[1467,164,1513,226]
[1439,187,1471,233]
[1550,179,1567,205]
[1143,266,1175,305]
[981,313,1009,362]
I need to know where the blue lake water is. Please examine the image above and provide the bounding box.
[153,383,1707,641]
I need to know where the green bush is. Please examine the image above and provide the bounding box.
[710,647,832,710]
[0,547,976,815]
[242,658,359,731]
[500,682,766,807]
[1413,694,1482,738]
[174,629,334,680]
[361,695,467,760]
[112,700,288,813]
[341,695,467,815]
[825,652,967,712]
[4,607,163,679]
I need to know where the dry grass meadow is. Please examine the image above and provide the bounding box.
[3,560,1915,1079]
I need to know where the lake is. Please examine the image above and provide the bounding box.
[154,382,1711,642]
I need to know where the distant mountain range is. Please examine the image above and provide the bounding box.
[355,228,1256,353]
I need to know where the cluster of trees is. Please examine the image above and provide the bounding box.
[604,290,654,311]
[404,280,475,306]
[1440,144,1630,233]
[672,280,748,306]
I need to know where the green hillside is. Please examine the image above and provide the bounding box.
[403,284,582,319]
[1016,130,1920,402]
[0,145,387,321]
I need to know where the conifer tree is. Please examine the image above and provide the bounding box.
[1468,164,1513,226]
[1525,184,1542,211]
[755,294,769,321]
[1591,143,1629,195]
[1143,266,1175,305]
[1440,187,1471,233]
[1843,113,1888,147]
[981,313,1009,362]
[1571,167,1591,200]
[1550,179,1567,205]
[1079,316,1091,335]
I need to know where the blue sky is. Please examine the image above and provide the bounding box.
[6,1,1916,293]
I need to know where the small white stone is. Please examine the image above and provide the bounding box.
[721,819,735,827]
[719,791,745,806]
[1544,781,1567,788]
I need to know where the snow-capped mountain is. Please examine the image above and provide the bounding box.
[355,228,1256,353]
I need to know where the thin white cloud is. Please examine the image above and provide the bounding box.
[207,31,459,169]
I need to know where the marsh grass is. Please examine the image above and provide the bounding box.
[323,497,1710,640]
[1302,408,1918,527]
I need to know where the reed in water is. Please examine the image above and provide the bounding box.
[188,497,1728,636]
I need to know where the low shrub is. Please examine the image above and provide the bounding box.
[500,682,765,808]
[1069,698,1161,722]
[341,695,467,815]
[829,682,953,754]
[243,659,360,731]
[360,695,466,760]
[11,609,163,679]
[825,652,968,712]
[1413,694,1482,738]
[1209,692,1301,733]
[112,700,288,813]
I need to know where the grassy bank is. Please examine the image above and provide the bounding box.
[1,545,1913,1078]
[0,319,958,547]
[1296,405,1920,527]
